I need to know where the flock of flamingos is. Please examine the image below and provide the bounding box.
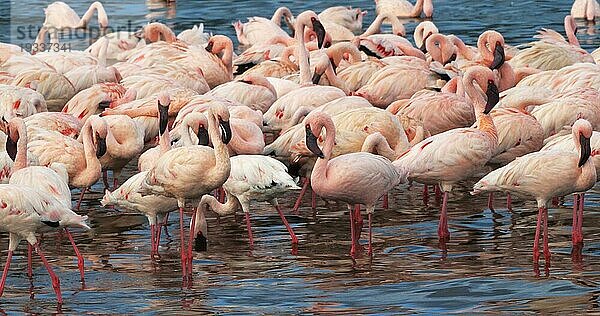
[0,0,598,306]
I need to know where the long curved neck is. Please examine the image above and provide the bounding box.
[451,36,475,60]
[565,18,580,46]
[464,77,496,136]
[361,15,386,36]
[12,122,28,171]
[410,0,425,16]
[271,7,291,26]
[218,44,234,78]
[324,63,350,94]
[398,43,426,60]
[199,194,238,217]
[159,126,171,154]
[79,2,105,27]
[290,106,312,126]
[207,112,231,175]
[178,116,196,146]
[295,21,311,85]
[497,63,515,92]
[81,122,100,173]
[311,116,336,183]
[361,133,396,160]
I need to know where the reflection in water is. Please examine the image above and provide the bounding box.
[2,0,600,313]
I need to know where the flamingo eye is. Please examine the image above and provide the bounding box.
[305,124,310,129]
[311,17,316,22]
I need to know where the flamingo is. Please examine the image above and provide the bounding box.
[0,84,47,121]
[375,0,433,18]
[233,7,294,46]
[414,21,439,53]
[207,74,277,113]
[177,24,211,46]
[34,1,109,50]
[61,82,129,122]
[190,155,300,250]
[27,115,108,210]
[571,0,600,21]
[394,66,500,240]
[303,111,408,256]
[10,68,76,111]
[318,6,366,35]
[0,184,89,304]
[472,119,596,263]
[140,104,232,280]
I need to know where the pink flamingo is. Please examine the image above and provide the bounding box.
[394,66,499,240]
[473,119,596,263]
[571,0,600,21]
[303,111,408,257]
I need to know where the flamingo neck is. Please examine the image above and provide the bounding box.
[324,63,350,95]
[451,36,475,60]
[295,20,311,85]
[361,133,396,160]
[497,63,516,92]
[159,127,171,154]
[565,18,580,46]
[410,0,425,17]
[311,115,336,186]
[271,7,291,26]
[81,120,101,179]
[79,2,106,28]
[219,44,234,78]
[361,15,386,36]
[398,43,427,60]
[207,111,231,176]
[12,122,28,172]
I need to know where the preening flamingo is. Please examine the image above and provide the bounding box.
[191,155,300,250]
[472,119,596,263]
[375,0,434,18]
[303,111,408,256]
[207,74,277,113]
[141,104,232,281]
[571,0,600,21]
[318,6,366,34]
[394,66,500,240]
[233,7,294,46]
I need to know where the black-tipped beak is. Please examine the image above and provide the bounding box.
[445,53,457,65]
[219,119,232,144]
[579,134,591,167]
[312,19,326,49]
[484,81,499,114]
[194,233,207,252]
[419,42,427,53]
[96,134,107,158]
[490,43,505,70]
[158,104,169,135]
[205,42,214,53]
[312,72,323,85]
[305,125,324,158]
[99,100,111,109]
[197,126,209,146]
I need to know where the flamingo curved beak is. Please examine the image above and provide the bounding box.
[579,134,591,167]
[484,80,499,114]
[96,133,107,158]
[197,126,209,146]
[312,71,323,85]
[445,53,457,65]
[219,119,232,144]
[158,104,169,135]
[194,232,207,252]
[205,41,214,53]
[311,19,326,49]
[490,43,505,70]
[305,125,324,158]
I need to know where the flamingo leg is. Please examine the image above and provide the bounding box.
[27,244,32,278]
[150,224,156,258]
[382,194,389,209]
[311,189,316,210]
[578,193,585,244]
[218,187,226,204]
[542,207,551,263]
[35,243,62,305]
[275,204,298,244]
[533,207,542,263]
[102,170,109,189]
[178,207,187,280]
[244,211,254,249]
[187,208,197,277]
[64,228,85,283]
[0,250,13,297]
[422,185,429,205]
[367,213,373,256]
[572,194,580,245]
[354,204,363,244]
[349,206,357,257]
[163,212,170,237]
[113,177,119,191]
[75,187,87,211]
[292,178,310,214]
[506,193,512,211]
[434,185,442,203]
[438,192,450,239]
[487,192,494,210]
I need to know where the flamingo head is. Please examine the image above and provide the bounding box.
[485,79,499,114]
[298,11,326,49]
[188,112,210,146]
[157,93,171,135]
[414,21,438,53]
[573,119,593,167]
[478,30,506,70]
[312,55,330,84]
[209,104,232,145]
[304,112,330,159]
[425,34,456,65]
[89,116,108,158]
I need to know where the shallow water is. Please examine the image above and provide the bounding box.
[1,0,600,314]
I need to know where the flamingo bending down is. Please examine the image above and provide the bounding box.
[303,111,408,257]
[191,155,299,250]
[0,184,89,304]
[394,66,500,240]
[472,119,596,263]
[571,0,600,21]
[375,0,433,18]
[141,104,232,281]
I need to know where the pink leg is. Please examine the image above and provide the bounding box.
[487,192,494,210]
[187,209,197,277]
[163,212,170,236]
[0,250,12,297]
[349,207,357,257]
[542,207,551,263]
[35,243,62,305]
[27,244,32,278]
[113,177,119,191]
[533,207,542,263]
[422,185,429,205]
[64,228,85,282]
[438,192,450,239]
[577,193,585,244]
[367,213,373,256]
[383,194,389,209]
[275,204,298,244]
[292,178,310,215]
[506,192,512,210]
[178,207,187,279]
[434,185,442,203]
[75,188,87,211]
[572,194,580,245]
[150,224,156,257]
[218,187,225,204]
[354,205,363,243]
[245,212,254,249]
[102,170,109,189]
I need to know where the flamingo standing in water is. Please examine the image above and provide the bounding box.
[375,0,434,18]
[191,155,300,251]
[472,119,596,263]
[571,0,600,21]
[0,183,89,305]
[394,66,500,240]
[303,111,408,257]
[141,104,232,280]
